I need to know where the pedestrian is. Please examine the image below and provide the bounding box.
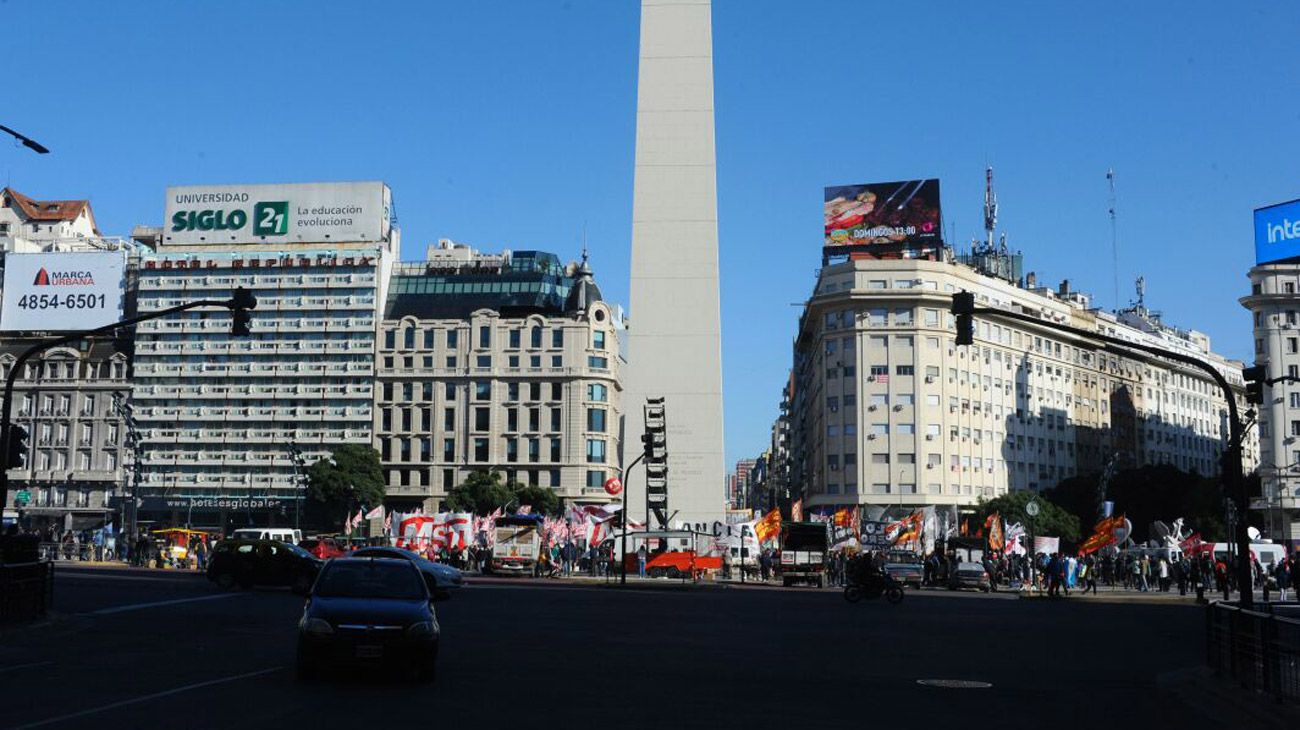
[1158,557,1170,592]
[1276,559,1291,602]
[1082,554,1098,595]
[637,544,648,579]
[194,536,208,572]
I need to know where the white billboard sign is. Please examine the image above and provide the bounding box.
[163,181,391,246]
[0,251,126,331]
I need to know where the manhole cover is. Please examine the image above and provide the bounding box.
[916,679,993,689]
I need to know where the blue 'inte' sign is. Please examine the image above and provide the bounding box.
[1255,198,1300,265]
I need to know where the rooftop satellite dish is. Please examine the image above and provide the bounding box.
[1248,526,1262,541]
[1151,521,1171,540]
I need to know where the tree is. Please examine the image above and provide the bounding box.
[443,470,563,516]
[1045,464,1226,543]
[443,470,514,515]
[975,490,1080,544]
[305,444,385,528]
[514,484,560,516]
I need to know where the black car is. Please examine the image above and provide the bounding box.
[297,557,441,681]
[207,538,322,594]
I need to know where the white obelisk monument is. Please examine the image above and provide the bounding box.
[625,0,726,532]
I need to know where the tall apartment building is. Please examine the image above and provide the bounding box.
[374,241,622,512]
[730,458,756,508]
[792,254,1257,514]
[1241,262,1300,543]
[129,183,395,529]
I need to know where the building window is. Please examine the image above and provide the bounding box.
[588,408,606,432]
[586,439,606,464]
[588,356,608,369]
[588,383,608,402]
[549,438,561,462]
[1291,392,1300,409]
[586,470,604,489]
[549,469,561,488]
[507,383,520,401]
[507,408,518,432]
[475,382,491,401]
[593,331,606,350]
[528,408,540,431]
[531,327,543,349]
[550,408,562,432]
[479,326,491,349]
[476,355,492,368]
[443,408,455,431]
[443,439,455,461]
[528,438,540,463]
[473,438,489,462]
[385,330,396,349]
[506,438,518,462]
[550,382,562,400]
[447,330,459,348]
[420,438,431,460]
[474,408,490,431]
[552,330,563,348]
[509,329,521,348]
[424,330,435,348]
[404,327,415,350]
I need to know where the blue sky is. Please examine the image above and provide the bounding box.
[3,1,1299,468]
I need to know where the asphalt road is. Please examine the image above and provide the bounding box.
[0,565,1245,729]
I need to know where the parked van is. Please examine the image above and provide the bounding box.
[231,528,303,545]
[1210,542,1286,570]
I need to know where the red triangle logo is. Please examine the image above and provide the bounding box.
[33,268,49,286]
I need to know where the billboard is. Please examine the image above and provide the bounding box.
[0,251,126,332]
[1254,197,1300,265]
[824,179,942,247]
[163,182,391,246]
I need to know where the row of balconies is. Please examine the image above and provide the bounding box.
[138,274,374,290]
[133,384,372,398]
[142,428,361,443]
[136,406,366,420]
[134,362,373,376]
[135,340,374,355]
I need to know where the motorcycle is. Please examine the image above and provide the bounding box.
[843,557,904,604]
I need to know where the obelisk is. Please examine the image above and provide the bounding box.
[625,0,725,532]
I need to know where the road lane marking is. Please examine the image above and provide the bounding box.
[82,592,242,616]
[7,666,282,729]
[0,661,54,673]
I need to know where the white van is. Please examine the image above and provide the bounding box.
[231,528,302,545]
[1211,542,1286,571]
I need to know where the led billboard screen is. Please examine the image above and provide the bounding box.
[1255,197,1300,266]
[824,179,942,247]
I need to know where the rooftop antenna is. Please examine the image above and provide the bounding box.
[581,221,589,264]
[983,166,998,249]
[1107,168,1119,312]
[1135,275,1145,309]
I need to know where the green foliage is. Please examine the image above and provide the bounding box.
[1045,464,1226,542]
[975,490,1080,543]
[514,485,560,516]
[443,470,563,516]
[305,444,385,526]
[443,470,514,515]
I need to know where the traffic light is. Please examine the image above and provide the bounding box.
[1243,364,1267,405]
[952,290,975,346]
[7,424,28,469]
[643,398,669,528]
[229,286,258,337]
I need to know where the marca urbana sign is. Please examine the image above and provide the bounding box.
[0,251,126,332]
[163,182,390,246]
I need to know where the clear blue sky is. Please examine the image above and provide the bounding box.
[3,1,1299,468]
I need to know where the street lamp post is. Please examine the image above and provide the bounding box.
[619,452,646,587]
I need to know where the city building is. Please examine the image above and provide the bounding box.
[128,182,396,530]
[1242,261,1300,544]
[374,240,622,512]
[792,253,1257,515]
[730,458,756,508]
[624,0,726,532]
[0,187,104,253]
[0,338,131,530]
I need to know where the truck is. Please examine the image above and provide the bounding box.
[777,521,829,587]
[490,515,542,575]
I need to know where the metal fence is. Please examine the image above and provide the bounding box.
[1206,600,1300,703]
[0,561,54,624]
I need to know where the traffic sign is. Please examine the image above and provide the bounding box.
[604,477,623,496]
[15,490,30,506]
[1025,500,1040,517]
